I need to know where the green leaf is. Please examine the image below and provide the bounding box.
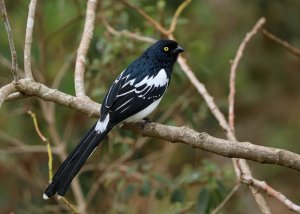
[196,188,210,214]
[139,179,151,196]
[170,188,185,203]
[155,188,166,200]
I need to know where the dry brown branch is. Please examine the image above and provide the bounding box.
[226,17,269,213]
[125,122,300,172]
[24,0,38,79]
[241,175,300,213]
[262,29,300,58]
[16,78,101,117]
[121,0,169,35]
[101,15,156,44]
[28,110,53,180]
[74,0,97,97]
[168,0,191,34]
[228,18,266,131]
[0,0,19,81]
[0,83,17,108]
[59,196,80,214]
[0,145,59,154]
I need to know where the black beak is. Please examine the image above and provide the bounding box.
[173,45,184,54]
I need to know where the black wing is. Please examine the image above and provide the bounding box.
[101,69,169,125]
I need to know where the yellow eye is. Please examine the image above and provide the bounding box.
[163,46,169,52]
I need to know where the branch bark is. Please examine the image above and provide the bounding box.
[74,0,97,97]
[24,0,38,79]
[4,80,300,173]
[0,0,19,81]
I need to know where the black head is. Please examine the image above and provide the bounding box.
[143,40,184,63]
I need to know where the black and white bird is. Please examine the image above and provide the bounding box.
[43,39,184,199]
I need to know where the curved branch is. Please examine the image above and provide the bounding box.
[74,0,97,97]
[24,0,38,79]
[0,83,17,108]
[0,0,19,81]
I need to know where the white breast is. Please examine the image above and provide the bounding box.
[124,97,163,123]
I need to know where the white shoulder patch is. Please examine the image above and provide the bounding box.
[135,69,168,88]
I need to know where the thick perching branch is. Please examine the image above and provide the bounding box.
[5,80,300,173]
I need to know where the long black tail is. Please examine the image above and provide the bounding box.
[43,124,111,199]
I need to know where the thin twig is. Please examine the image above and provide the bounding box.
[102,14,156,44]
[0,145,59,154]
[261,28,300,58]
[59,196,80,214]
[74,0,97,97]
[28,110,53,181]
[228,17,266,131]
[211,183,240,214]
[24,0,38,79]
[242,175,300,213]
[0,0,19,81]
[121,0,169,35]
[168,0,191,34]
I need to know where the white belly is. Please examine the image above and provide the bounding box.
[124,97,163,123]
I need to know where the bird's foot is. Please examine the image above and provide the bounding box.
[141,117,151,129]
[143,117,152,123]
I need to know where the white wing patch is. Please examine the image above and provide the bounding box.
[135,69,168,88]
[116,69,168,99]
[95,114,110,133]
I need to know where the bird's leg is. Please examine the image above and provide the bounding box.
[140,117,152,129]
[143,117,152,123]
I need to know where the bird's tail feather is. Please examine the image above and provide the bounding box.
[44,124,110,199]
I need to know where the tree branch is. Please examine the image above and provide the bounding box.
[229,17,266,131]
[261,28,300,58]
[241,175,300,213]
[0,0,19,81]
[74,0,97,97]
[124,122,300,172]
[0,83,17,108]
[24,0,38,79]
[16,78,100,117]
[168,0,191,34]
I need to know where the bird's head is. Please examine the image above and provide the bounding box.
[144,39,184,63]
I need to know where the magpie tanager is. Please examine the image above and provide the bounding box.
[43,39,184,199]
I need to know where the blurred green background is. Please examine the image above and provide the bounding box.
[0,0,300,213]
